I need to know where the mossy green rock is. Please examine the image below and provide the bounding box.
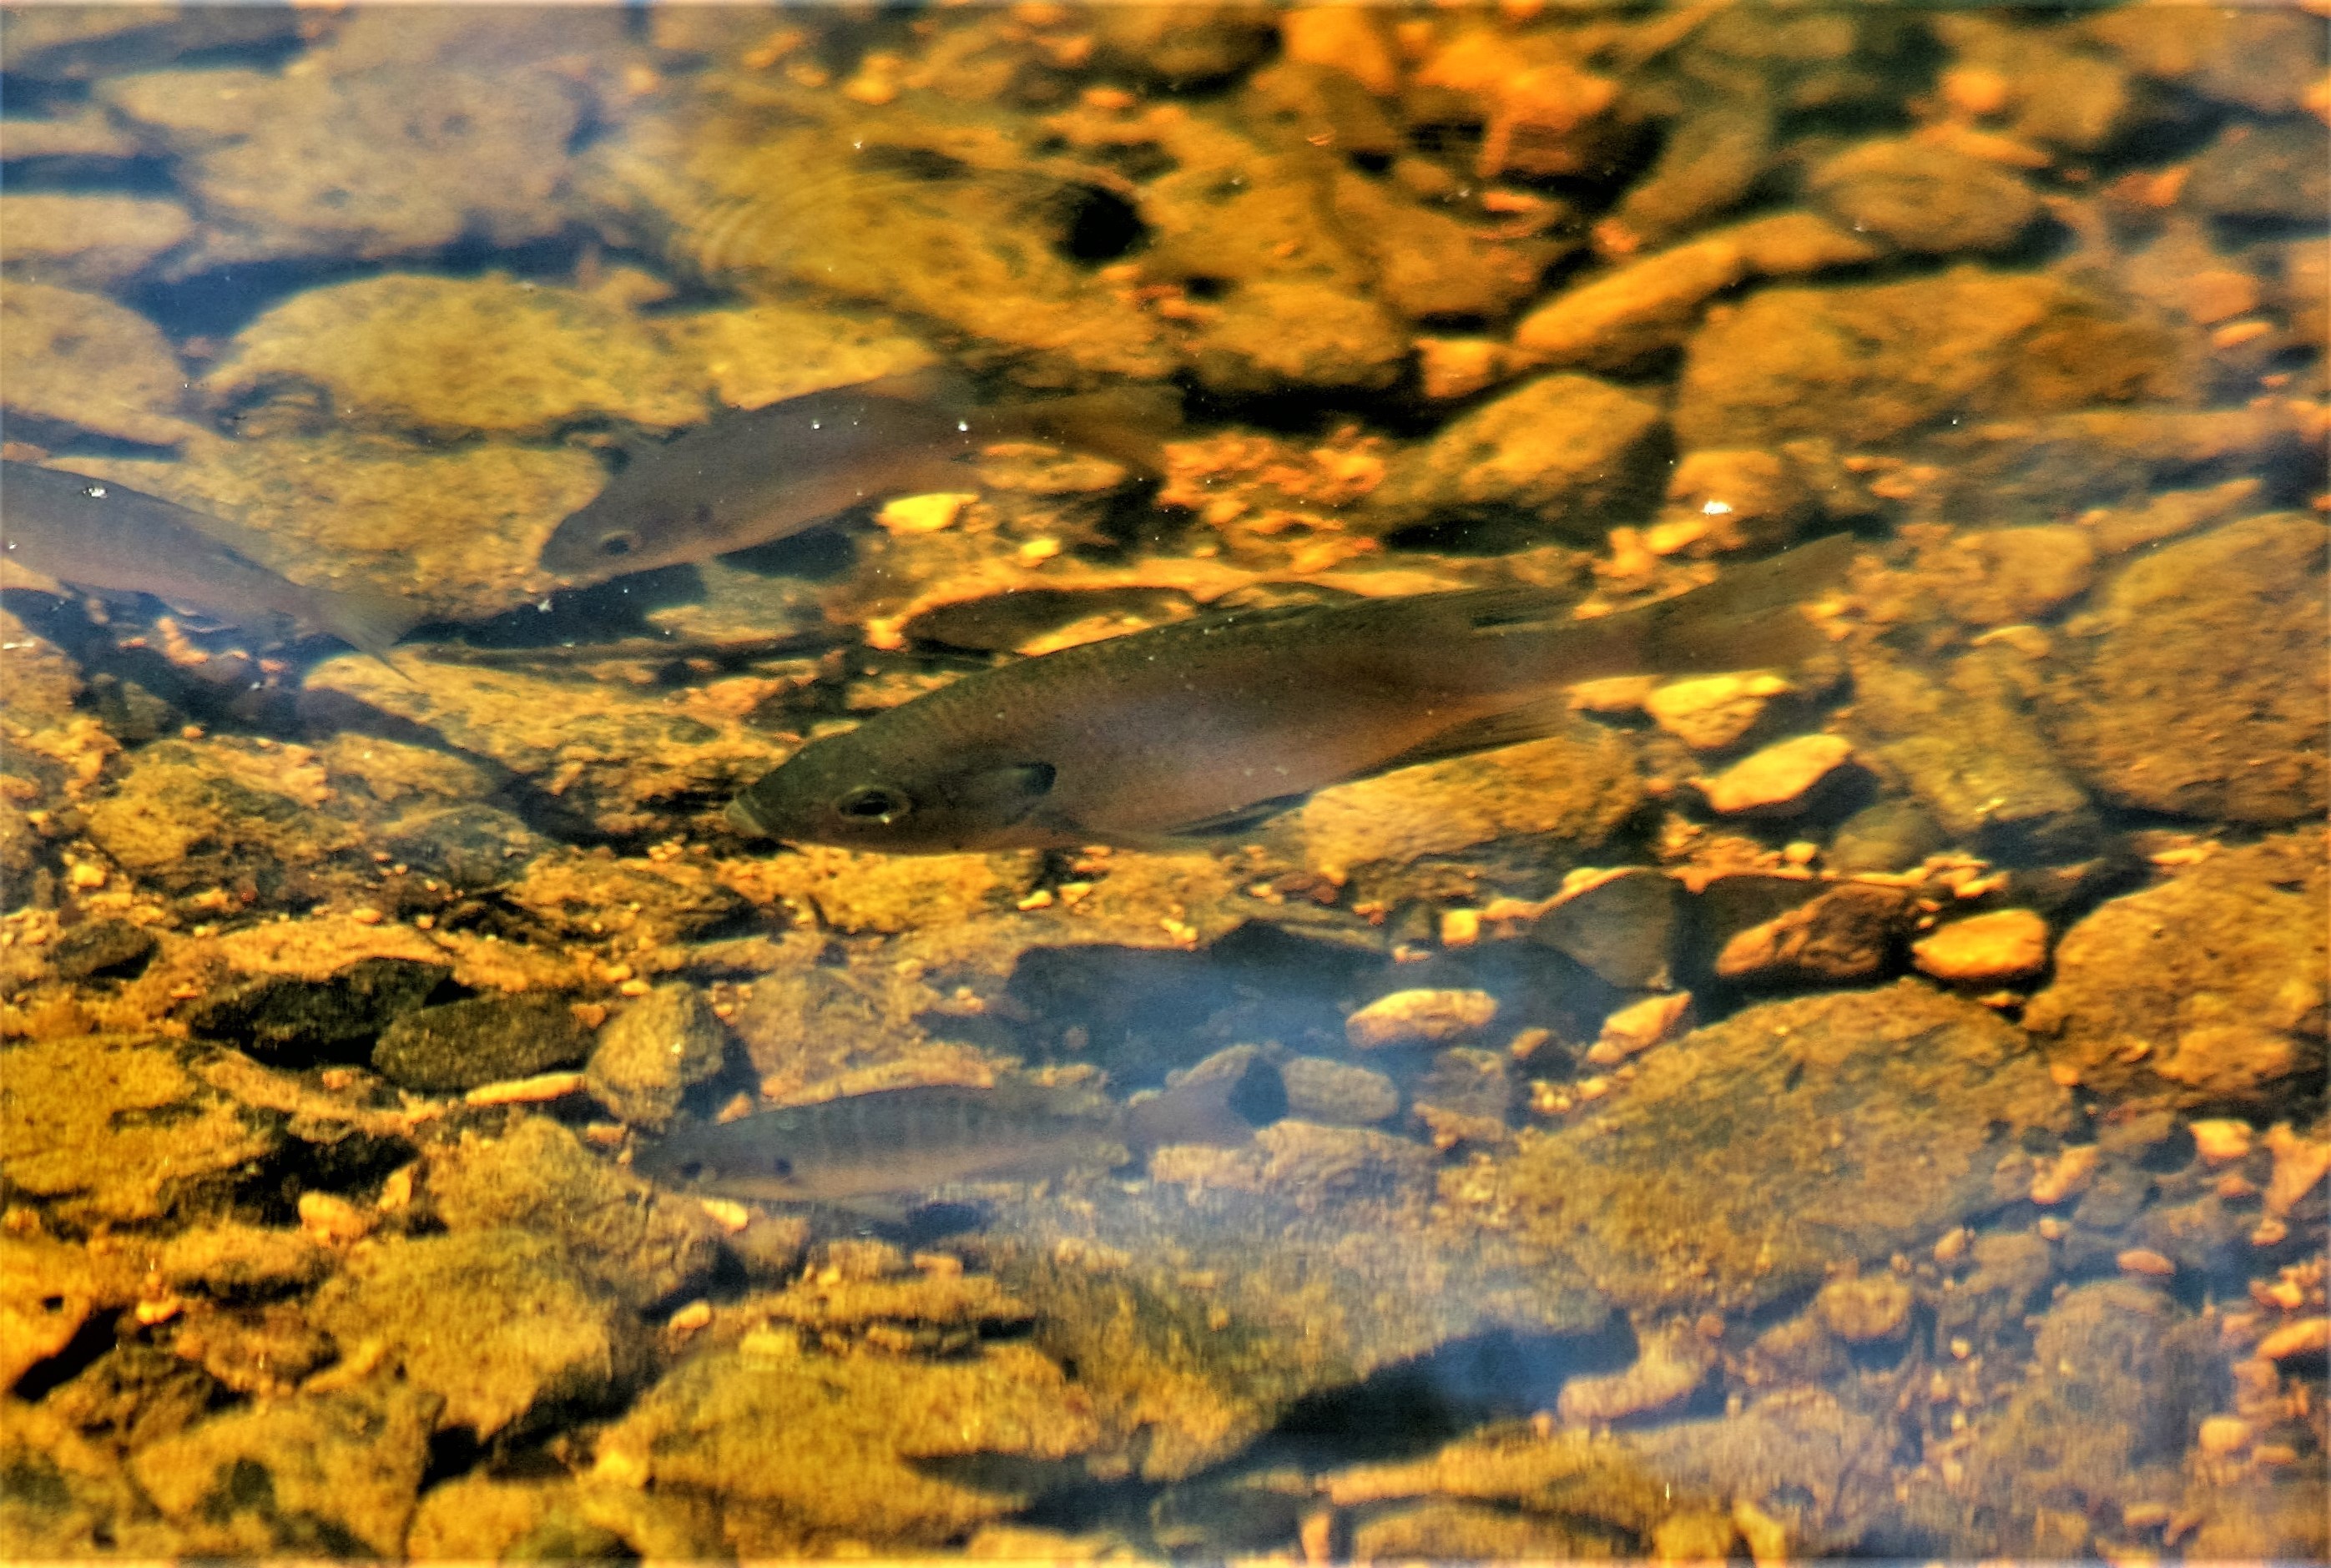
[312,1229,646,1442]
[371,994,587,1092]
[1494,982,2074,1313]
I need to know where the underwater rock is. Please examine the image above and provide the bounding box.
[1326,1425,1675,1547]
[126,1384,440,1557]
[1847,645,2100,862]
[1912,908,2051,985]
[1347,989,1499,1051]
[157,1223,330,1300]
[0,280,202,447]
[0,1035,276,1227]
[428,1116,723,1311]
[1493,981,2074,1314]
[1712,882,1910,986]
[0,193,191,289]
[98,63,577,273]
[0,5,300,81]
[583,983,729,1132]
[1278,1056,1400,1126]
[1325,169,1555,325]
[1926,13,2136,155]
[1695,733,1855,815]
[1807,138,2042,255]
[1932,404,2308,523]
[371,994,589,1094]
[2185,118,2331,226]
[503,853,749,947]
[46,917,159,982]
[379,804,549,893]
[651,300,937,413]
[1293,725,1643,897]
[309,659,773,840]
[1812,1273,1913,1343]
[1091,3,1274,85]
[314,1227,645,1443]
[1187,276,1410,396]
[405,1475,636,1564]
[1919,525,2098,628]
[1645,672,1793,752]
[206,273,705,441]
[1557,1324,1714,1424]
[184,956,448,1066]
[2021,832,2326,1107]
[81,740,368,901]
[1365,372,1664,542]
[1530,868,1680,991]
[0,1234,139,1392]
[1673,268,2170,451]
[1512,232,1750,374]
[1607,93,1773,246]
[595,1336,1102,1550]
[2039,512,2328,824]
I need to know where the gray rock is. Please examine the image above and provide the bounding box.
[428,1115,724,1311]
[46,918,157,981]
[371,995,587,1093]
[1808,139,2042,255]
[583,984,729,1132]
[1827,799,1946,874]
[184,957,449,1064]
[1531,869,1680,991]
[381,804,550,892]
[2186,118,2331,224]
[1279,1057,1400,1126]
[1365,373,1666,542]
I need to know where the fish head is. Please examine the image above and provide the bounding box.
[633,1114,815,1202]
[730,729,1060,854]
[537,485,714,580]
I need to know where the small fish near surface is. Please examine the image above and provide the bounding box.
[537,371,1180,584]
[729,533,1860,854]
[0,458,421,662]
[633,1070,1257,1207]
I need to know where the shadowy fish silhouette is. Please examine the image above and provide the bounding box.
[537,371,1178,583]
[1,459,421,663]
[729,533,1859,854]
[633,1071,1257,1207]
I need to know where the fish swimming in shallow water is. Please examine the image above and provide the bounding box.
[537,372,1179,583]
[633,1072,1254,1206]
[728,533,1859,854]
[0,459,421,662]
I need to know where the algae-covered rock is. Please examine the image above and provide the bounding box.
[82,740,367,900]
[2020,832,2326,1107]
[0,192,192,289]
[2039,513,2328,824]
[97,64,577,273]
[313,1229,646,1442]
[597,1339,1102,1549]
[1673,269,2169,451]
[427,1116,724,1309]
[1187,276,1409,396]
[207,273,705,441]
[127,1384,440,1556]
[1365,373,1666,542]
[584,982,729,1131]
[1807,139,2041,255]
[1290,725,1643,898]
[0,1235,139,1391]
[158,1223,330,1300]
[1847,645,2099,862]
[1919,524,2098,628]
[651,300,937,413]
[0,279,202,446]
[0,1036,275,1227]
[371,994,588,1092]
[46,917,159,982]
[1279,1057,1400,1126]
[1494,982,2074,1313]
[184,956,449,1065]
[380,804,549,891]
[503,853,749,945]
[2185,118,2331,225]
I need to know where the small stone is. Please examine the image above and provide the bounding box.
[1809,138,2043,255]
[1814,1273,1913,1343]
[1912,909,2051,983]
[2196,1414,2253,1455]
[584,982,729,1132]
[2255,1318,2330,1361]
[2031,1144,2100,1206]
[371,994,589,1094]
[2263,1123,2330,1218]
[1585,992,1693,1066]
[1713,884,1909,985]
[157,1223,330,1298]
[1695,734,1854,814]
[1279,1057,1401,1126]
[1345,989,1499,1049]
[2116,1248,2176,1278]
[1645,672,1792,752]
[2187,1119,2254,1166]
[45,917,158,981]
[1652,448,1814,557]
[1554,1327,1712,1423]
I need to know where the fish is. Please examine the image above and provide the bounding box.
[1,459,422,662]
[536,372,1180,583]
[728,532,1859,854]
[632,1071,1254,1206]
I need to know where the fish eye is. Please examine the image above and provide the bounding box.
[674,1159,710,1182]
[835,785,912,824]
[598,532,636,558]
[769,1157,794,1178]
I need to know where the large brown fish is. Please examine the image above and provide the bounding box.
[1,459,421,659]
[729,534,1858,854]
[632,1074,1251,1206]
[536,373,1178,582]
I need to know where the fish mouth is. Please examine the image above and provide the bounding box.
[724,798,769,838]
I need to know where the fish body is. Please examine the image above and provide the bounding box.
[0,459,421,658]
[536,375,1177,582]
[633,1076,1242,1205]
[730,534,1858,853]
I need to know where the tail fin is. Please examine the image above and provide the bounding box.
[307,581,427,675]
[1005,385,1183,479]
[1565,533,1857,680]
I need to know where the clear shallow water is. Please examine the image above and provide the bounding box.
[0,3,2324,1560]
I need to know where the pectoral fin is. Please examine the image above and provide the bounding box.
[945,761,1057,820]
